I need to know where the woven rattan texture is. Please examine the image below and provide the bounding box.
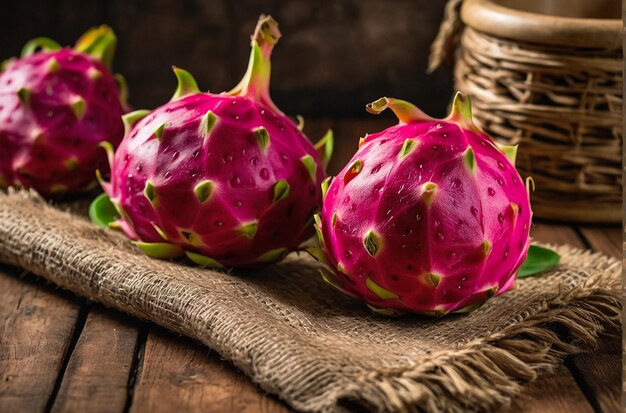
[455,28,622,223]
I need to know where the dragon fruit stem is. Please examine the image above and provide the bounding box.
[21,38,62,57]
[366,97,431,124]
[228,15,282,114]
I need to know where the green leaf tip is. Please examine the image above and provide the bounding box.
[424,273,441,288]
[170,66,200,101]
[89,193,121,228]
[21,37,62,57]
[74,26,117,70]
[320,269,348,294]
[300,154,317,182]
[313,213,322,227]
[64,157,79,171]
[152,224,168,241]
[180,230,203,247]
[255,247,288,264]
[451,301,486,314]
[313,214,324,247]
[366,304,402,317]
[366,97,431,124]
[482,240,492,257]
[17,88,31,107]
[185,251,224,269]
[321,176,332,199]
[420,308,449,318]
[314,130,333,170]
[343,159,363,185]
[272,179,290,202]
[238,221,258,239]
[526,176,535,193]
[497,143,518,165]
[88,67,102,81]
[201,110,217,137]
[421,182,438,207]
[296,115,304,131]
[448,91,473,124]
[485,286,499,298]
[399,138,417,158]
[194,180,214,203]
[134,241,184,259]
[365,277,398,300]
[70,97,86,120]
[122,109,150,135]
[154,122,167,141]
[363,230,381,257]
[305,247,329,265]
[50,184,68,193]
[254,126,270,151]
[509,203,519,220]
[98,140,115,169]
[144,181,156,203]
[518,245,560,278]
[463,147,476,173]
[48,57,60,73]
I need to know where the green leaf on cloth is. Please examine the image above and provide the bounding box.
[89,193,120,227]
[519,245,561,278]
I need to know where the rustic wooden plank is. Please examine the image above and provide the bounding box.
[568,226,621,413]
[566,339,621,413]
[578,226,621,259]
[129,327,291,413]
[499,223,594,413]
[0,265,83,412]
[504,363,595,413]
[50,305,142,413]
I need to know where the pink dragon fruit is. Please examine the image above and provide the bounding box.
[311,93,532,316]
[0,26,127,197]
[96,15,332,268]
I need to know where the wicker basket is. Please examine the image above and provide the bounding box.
[430,0,622,223]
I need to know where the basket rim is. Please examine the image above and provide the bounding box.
[460,0,622,49]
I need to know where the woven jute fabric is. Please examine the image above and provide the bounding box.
[0,190,621,413]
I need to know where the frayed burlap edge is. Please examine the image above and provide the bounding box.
[0,189,621,413]
[332,261,620,412]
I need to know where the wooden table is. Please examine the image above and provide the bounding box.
[0,119,622,413]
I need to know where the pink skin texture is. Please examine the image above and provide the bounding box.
[0,27,125,197]
[312,94,532,316]
[99,16,332,268]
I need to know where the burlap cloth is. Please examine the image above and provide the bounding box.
[0,190,620,413]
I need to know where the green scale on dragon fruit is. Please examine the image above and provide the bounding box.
[0,26,128,197]
[96,15,333,268]
[310,93,533,316]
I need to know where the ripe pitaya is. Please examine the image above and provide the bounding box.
[0,26,127,197]
[311,93,532,316]
[95,15,332,268]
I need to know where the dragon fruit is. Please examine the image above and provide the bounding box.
[96,15,332,268]
[311,93,532,316]
[0,26,127,197]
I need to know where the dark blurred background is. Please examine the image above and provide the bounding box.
[0,0,453,171]
[0,0,452,116]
